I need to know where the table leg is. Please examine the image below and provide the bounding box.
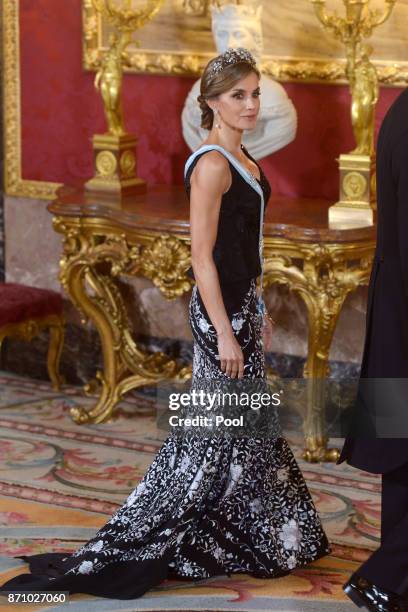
[264,242,373,463]
[57,229,191,424]
[302,293,345,463]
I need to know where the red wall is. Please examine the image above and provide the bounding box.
[20,0,403,200]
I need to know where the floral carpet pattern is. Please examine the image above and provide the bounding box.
[0,371,380,610]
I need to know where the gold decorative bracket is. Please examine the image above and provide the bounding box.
[54,217,192,424]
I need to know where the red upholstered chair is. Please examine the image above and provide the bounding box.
[0,283,65,389]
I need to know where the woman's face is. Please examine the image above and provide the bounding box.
[213,71,261,131]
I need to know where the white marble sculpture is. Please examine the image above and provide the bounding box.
[181,2,298,159]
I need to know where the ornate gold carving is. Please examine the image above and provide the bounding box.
[311,0,396,45]
[96,150,118,175]
[53,216,192,423]
[120,150,136,176]
[128,235,193,299]
[263,236,375,462]
[342,171,367,198]
[0,314,65,390]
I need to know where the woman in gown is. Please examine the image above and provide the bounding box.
[0,47,330,600]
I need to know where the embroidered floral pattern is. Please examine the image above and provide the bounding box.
[198,316,211,334]
[231,316,245,332]
[77,561,94,575]
[51,278,329,583]
[279,519,302,551]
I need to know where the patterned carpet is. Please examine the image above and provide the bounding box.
[0,371,380,611]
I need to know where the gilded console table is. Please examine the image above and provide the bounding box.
[261,196,375,461]
[48,185,375,462]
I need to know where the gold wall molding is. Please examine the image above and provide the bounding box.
[4,0,61,199]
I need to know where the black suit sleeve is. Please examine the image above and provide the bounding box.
[392,128,408,299]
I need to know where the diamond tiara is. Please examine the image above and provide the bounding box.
[208,47,256,79]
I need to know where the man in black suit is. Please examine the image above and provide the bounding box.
[338,88,408,611]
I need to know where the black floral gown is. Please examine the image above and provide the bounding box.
[0,146,330,600]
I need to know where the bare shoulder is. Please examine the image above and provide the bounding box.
[194,150,229,177]
[191,150,230,193]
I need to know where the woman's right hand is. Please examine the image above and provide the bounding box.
[217,330,245,379]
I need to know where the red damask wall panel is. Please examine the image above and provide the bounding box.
[20,0,403,200]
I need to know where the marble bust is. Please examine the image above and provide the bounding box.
[181,2,298,159]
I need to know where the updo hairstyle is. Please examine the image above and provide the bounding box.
[198,56,261,130]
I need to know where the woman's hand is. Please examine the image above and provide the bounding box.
[217,330,245,379]
[262,315,274,352]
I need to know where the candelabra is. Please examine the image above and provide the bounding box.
[86,0,164,197]
[311,0,396,227]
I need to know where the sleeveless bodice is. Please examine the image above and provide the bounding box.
[184,145,271,284]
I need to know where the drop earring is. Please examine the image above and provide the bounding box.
[215,108,221,129]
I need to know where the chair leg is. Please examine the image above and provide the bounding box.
[47,317,65,390]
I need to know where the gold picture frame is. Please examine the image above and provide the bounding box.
[83,0,408,85]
